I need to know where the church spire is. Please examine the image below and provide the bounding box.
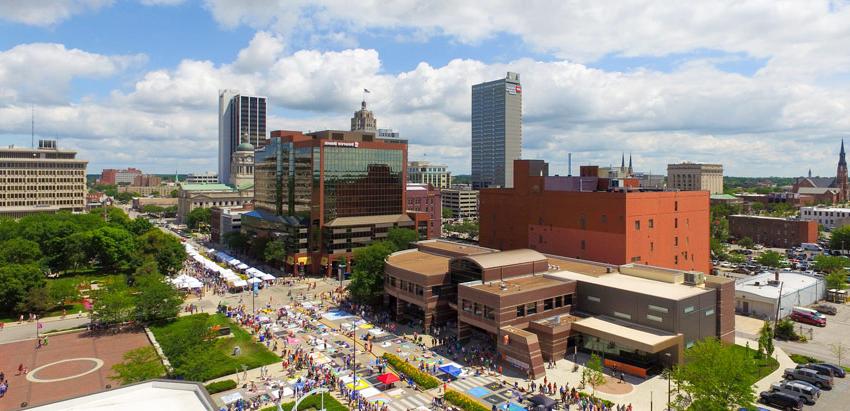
[628,153,633,174]
[621,153,625,168]
[841,139,847,167]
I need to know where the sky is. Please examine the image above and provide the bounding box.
[1,1,850,177]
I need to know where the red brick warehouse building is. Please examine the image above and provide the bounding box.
[480,160,711,275]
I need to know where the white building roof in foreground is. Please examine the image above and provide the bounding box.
[28,380,215,411]
[735,271,821,300]
[545,270,708,300]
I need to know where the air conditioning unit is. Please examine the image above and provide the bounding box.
[683,272,704,285]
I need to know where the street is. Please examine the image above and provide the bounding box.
[0,317,90,344]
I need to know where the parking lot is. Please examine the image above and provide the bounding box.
[775,301,850,365]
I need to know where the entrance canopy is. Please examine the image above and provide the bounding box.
[571,316,682,354]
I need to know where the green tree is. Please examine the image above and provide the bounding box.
[757,321,774,359]
[114,192,135,203]
[442,208,453,219]
[830,225,850,251]
[263,238,287,267]
[136,229,186,275]
[583,353,606,396]
[128,217,155,236]
[0,264,45,314]
[223,231,249,254]
[756,250,782,268]
[0,238,42,264]
[48,281,79,307]
[186,207,211,231]
[60,231,94,273]
[170,189,179,198]
[775,318,797,341]
[18,287,52,314]
[347,241,395,303]
[825,269,848,290]
[710,238,727,260]
[673,338,757,410]
[133,273,183,322]
[750,202,765,214]
[92,282,135,324]
[110,346,166,384]
[142,205,166,214]
[105,206,132,228]
[737,236,754,249]
[90,226,136,271]
[0,217,18,242]
[814,255,848,273]
[387,228,419,251]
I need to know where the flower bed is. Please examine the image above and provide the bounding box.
[381,353,440,389]
[444,389,490,411]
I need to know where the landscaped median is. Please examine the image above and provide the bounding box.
[444,390,490,411]
[205,379,238,394]
[381,352,440,389]
[259,393,348,411]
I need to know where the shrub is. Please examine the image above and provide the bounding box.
[444,390,490,411]
[205,379,237,394]
[259,393,347,411]
[578,392,615,407]
[381,353,440,389]
[789,354,819,364]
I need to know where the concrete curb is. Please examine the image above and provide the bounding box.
[144,326,174,374]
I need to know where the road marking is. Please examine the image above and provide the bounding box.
[26,358,104,383]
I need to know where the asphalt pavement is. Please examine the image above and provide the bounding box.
[0,316,90,344]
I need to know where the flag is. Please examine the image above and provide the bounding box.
[363,89,370,93]
[37,322,43,329]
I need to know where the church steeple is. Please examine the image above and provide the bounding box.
[841,139,846,167]
[628,153,633,175]
[837,139,848,202]
[621,153,625,168]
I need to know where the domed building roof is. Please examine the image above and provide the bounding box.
[236,142,254,152]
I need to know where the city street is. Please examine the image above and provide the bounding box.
[0,317,90,344]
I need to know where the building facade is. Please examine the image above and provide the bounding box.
[243,129,412,275]
[119,184,176,197]
[728,215,818,248]
[99,167,142,185]
[666,163,724,194]
[406,183,442,239]
[132,174,161,187]
[0,140,87,218]
[132,197,177,211]
[800,206,850,230]
[735,272,826,320]
[210,205,253,244]
[408,161,452,189]
[218,90,266,184]
[480,160,711,274]
[441,188,479,219]
[792,141,849,203]
[471,72,522,189]
[186,172,219,184]
[351,100,377,131]
[176,183,253,224]
[385,240,733,379]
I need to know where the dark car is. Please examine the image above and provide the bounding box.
[784,367,833,389]
[816,363,846,378]
[759,391,803,411]
[798,363,836,378]
[811,304,838,315]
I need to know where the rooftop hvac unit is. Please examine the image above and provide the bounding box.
[683,272,704,285]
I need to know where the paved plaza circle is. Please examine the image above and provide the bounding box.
[26,358,105,383]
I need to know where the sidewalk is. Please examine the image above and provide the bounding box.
[1,313,88,328]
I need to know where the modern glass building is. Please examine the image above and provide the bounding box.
[218,90,267,184]
[245,129,411,275]
[471,72,522,189]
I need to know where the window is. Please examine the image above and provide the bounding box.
[648,219,654,228]
[473,303,482,316]
[564,294,573,305]
[674,236,679,246]
[587,296,600,303]
[631,256,641,262]
[389,277,396,287]
[648,305,668,313]
[462,299,473,313]
[647,314,663,322]
[544,298,554,311]
[705,309,715,316]
[674,201,678,211]
[484,306,495,320]
[675,255,679,264]
[614,311,631,320]
[516,305,525,317]
[555,296,563,308]
[601,214,607,224]
[526,302,538,315]
[415,285,424,296]
[650,242,654,252]
[634,220,640,230]
[581,240,586,250]
[684,306,695,314]
[674,218,678,228]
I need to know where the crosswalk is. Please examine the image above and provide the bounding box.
[387,392,431,411]
[449,375,496,392]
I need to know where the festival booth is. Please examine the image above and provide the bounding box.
[169,274,203,290]
[215,251,234,262]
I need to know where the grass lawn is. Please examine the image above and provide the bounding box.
[150,313,279,382]
[730,344,780,383]
[0,271,124,322]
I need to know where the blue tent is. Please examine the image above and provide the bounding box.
[439,364,462,378]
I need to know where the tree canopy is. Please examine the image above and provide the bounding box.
[831,225,850,251]
[756,250,783,268]
[673,338,757,410]
[387,228,419,251]
[186,207,212,231]
[814,254,848,273]
[110,346,166,384]
[136,228,186,275]
[348,241,395,303]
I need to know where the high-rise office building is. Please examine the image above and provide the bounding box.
[351,100,377,131]
[218,90,267,184]
[0,140,88,218]
[408,161,452,189]
[471,72,522,189]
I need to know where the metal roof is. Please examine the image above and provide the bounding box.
[459,249,547,269]
[325,214,412,227]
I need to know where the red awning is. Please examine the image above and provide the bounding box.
[377,373,400,385]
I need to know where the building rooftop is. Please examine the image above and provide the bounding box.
[461,249,547,270]
[801,206,850,211]
[386,249,449,276]
[470,274,566,295]
[415,240,493,256]
[571,316,680,352]
[710,194,739,200]
[729,214,800,222]
[325,214,412,227]
[178,183,235,192]
[545,256,613,276]
[546,270,709,300]
[28,380,215,411]
[735,271,821,299]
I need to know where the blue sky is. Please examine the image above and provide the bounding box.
[0,1,849,177]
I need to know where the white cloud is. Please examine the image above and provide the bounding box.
[139,0,185,5]
[0,0,113,26]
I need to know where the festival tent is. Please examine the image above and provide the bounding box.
[246,267,262,277]
[192,254,206,264]
[247,277,262,284]
[215,251,233,262]
[438,364,462,378]
[376,373,399,385]
[260,273,276,281]
[237,263,249,270]
[230,279,248,288]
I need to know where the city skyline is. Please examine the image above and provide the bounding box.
[1,1,850,177]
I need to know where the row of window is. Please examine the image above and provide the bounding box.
[386,276,426,296]
[516,295,573,318]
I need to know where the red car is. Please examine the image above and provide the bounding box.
[791,311,826,327]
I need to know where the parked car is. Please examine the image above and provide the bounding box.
[770,380,819,405]
[811,304,837,315]
[784,367,833,389]
[797,363,836,378]
[790,310,826,327]
[758,391,803,411]
[814,362,846,378]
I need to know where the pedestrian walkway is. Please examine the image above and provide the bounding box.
[450,375,496,393]
[387,392,431,411]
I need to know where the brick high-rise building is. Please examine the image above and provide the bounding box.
[100,167,142,185]
[406,183,442,239]
[480,160,711,274]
